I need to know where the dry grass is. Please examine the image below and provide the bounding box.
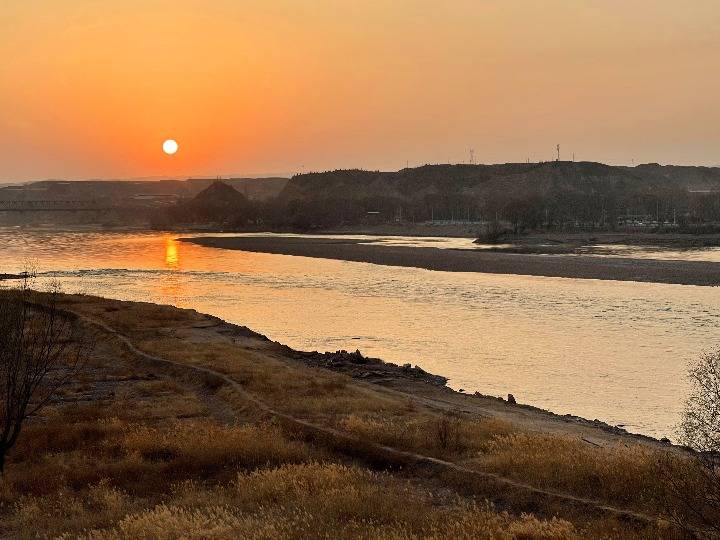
[139,338,412,419]
[120,422,312,476]
[2,293,708,537]
[337,415,694,518]
[1,407,583,539]
[340,414,517,458]
[55,295,413,418]
[476,434,663,507]
[53,464,579,540]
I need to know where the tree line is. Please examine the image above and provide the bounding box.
[151,181,720,234]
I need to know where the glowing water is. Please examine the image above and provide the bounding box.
[3,229,718,439]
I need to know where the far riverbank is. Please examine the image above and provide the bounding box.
[182,235,720,286]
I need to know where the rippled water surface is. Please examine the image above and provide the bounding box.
[3,228,719,439]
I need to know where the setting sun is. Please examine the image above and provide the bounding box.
[162,139,178,155]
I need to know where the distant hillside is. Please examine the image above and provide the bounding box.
[274,162,720,230]
[280,162,720,201]
[191,180,248,205]
[620,164,720,191]
[6,162,720,231]
[157,181,254,227]
[0,177,288,204]
[186,177,288,200]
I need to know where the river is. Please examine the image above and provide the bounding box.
[3,228,719,439]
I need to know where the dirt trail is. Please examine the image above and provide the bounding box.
[65,305,667,526]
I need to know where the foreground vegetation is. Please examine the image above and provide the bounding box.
[0,292,717,538]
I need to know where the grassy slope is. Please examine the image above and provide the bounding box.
[0,294,711,538]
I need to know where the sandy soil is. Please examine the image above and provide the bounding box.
[182,235,720,286]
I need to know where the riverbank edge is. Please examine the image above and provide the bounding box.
[2,277,682,446]
[180,235,720,286]
[76,291,679,449]
[285,343,678,448]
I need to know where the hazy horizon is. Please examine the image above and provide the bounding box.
[5,158,720,185]
[0,172,294,185]
[2,1,719,181]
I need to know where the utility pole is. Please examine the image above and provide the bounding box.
[469,149,475,165]
[556,144,560,161]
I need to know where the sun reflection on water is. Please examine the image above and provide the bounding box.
[2,229,718,438]
[164,237,180,269]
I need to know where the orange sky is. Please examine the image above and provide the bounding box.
[1,1,719,181]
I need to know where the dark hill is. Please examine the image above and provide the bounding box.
[187,177,288,200]
[161,181,254,226]
[274,162,720,230]
[279,162,688,202]
[192,180,248,206]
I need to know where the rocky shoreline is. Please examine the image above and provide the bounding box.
[289,348,451,387]
[285,346,677,448]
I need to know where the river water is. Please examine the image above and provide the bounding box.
[2,228,719,439]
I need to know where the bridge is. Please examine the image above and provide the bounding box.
[0,200,115,212]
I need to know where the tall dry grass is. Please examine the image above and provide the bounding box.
[59,463,579,540]
[9,294,701,538]
[120,422,312,476]
[478,434,661,506]
[4,413,585,540]
[336,413,716,528]
[340,414,516,458]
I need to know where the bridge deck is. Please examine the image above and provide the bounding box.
[0,200,116,212]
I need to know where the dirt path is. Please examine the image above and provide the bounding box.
[64,304,668,526]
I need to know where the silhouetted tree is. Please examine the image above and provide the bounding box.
[0,275,90,473]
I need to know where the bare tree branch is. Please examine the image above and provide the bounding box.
[0,273,92,473]
[659,349,720,538]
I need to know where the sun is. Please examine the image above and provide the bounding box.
[162,139,179,155]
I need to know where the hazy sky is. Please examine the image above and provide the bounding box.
[1,1,719,181]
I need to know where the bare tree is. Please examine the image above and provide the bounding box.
[661,350,720,538]
[681,350,720,454]
[0,274,90,473]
